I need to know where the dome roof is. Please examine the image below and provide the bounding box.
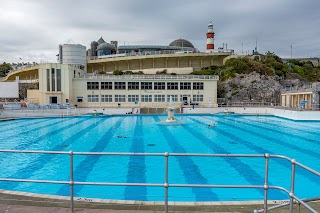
[97,37,106,45]
[97,42,116,50]
[91,41,98,46]
[169,38,194,48]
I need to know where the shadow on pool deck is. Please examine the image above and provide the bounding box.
[0,193,319,213]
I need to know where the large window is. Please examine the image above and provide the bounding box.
[128,82,139,90]
[88,95,99,102]
[128,95,139,102]
[115,95,126,102]
[180,82,191,90]
[46,69,50,91]
[87,82,99,90]
[57,69,61,91]
[51,68,55,91]
[167,95,178,102]
[141,95,152,102]
[101,95,112,102]
[192,95,203,102]
[154,95,165,102]
[167,82,178,90]
[193,82,204,90]
[115,82,126,90]
[154,82,165,90]
[101,82,112,90]
[141,82,152,90]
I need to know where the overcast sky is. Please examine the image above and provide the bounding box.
[0,0,319,63]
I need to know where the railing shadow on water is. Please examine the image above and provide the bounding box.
[0,151,318,213]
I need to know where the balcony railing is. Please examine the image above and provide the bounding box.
[87,50,234,61]
[77,74,219,80]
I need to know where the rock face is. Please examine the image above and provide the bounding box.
[19,83,39,100]
[219,72,282,103]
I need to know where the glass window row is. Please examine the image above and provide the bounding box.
[87,82,204,90]
[87,95,204,103]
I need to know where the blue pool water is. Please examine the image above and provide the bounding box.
[0,115,319,202]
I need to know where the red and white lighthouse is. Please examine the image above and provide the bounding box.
[206,21,215,52]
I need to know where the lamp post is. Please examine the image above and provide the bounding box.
[290,45,293,59]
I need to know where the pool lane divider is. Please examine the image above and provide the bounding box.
[243,117,320,138]
[0,117,75,143]
[1,118,75,146]
[186,117,287,200]
[224,116,320,143]
[0,117,82,166]
[214,116,320,161]
[153,116,218,201]
[205,116,320,185]
[0,117,109,191]
[124,116,147,201]
[0,117,49,129]
[57,117,125,196]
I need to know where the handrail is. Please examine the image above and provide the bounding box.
[0,150,318,213]
[78,74,219,80]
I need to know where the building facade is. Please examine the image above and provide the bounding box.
[280,82,320,110]
[28,63,219,108]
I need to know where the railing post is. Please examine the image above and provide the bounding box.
[69,151,74,213]
[164,152,169,213]
[263,153,270,213]
[289,159,296,213]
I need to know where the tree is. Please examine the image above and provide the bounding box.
[0,62,12,77]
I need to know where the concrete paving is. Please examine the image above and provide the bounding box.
[0,204,239,213]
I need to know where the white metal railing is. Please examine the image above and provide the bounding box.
[218,102,279,108]
[78,74,219,80]
[87,50,234,61]
[0,151,318,213]
[281,85,313,93]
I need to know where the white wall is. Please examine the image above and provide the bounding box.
[182,107,320,120]
[0,82,19,98]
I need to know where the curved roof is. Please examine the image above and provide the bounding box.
[169,39,194,48]
[118,45,194,51]
[97,42,116,50]
[97,37,106,45]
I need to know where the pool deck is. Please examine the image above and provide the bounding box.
[0,191,319,213]
[1,107,320,120]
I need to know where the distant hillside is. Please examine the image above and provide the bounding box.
[191,52,320,103]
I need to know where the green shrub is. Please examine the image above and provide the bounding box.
[113,70,123,75]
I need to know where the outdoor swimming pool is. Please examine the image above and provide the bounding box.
[0,115,319,202]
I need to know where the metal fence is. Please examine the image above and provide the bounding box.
[0,150,319,213]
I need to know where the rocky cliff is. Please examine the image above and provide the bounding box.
[219,72,281,103]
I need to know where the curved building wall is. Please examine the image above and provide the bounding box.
[61,44,87,72]
[87,52,232,74]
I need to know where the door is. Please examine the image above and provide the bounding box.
[50,97,58,104]
[182,96,188,105]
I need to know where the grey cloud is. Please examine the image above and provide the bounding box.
[0,0,319,63]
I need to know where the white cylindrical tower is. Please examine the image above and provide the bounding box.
[61,44,87,72]
[206,22,215,52]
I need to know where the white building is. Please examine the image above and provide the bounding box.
[27,63,219,108]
